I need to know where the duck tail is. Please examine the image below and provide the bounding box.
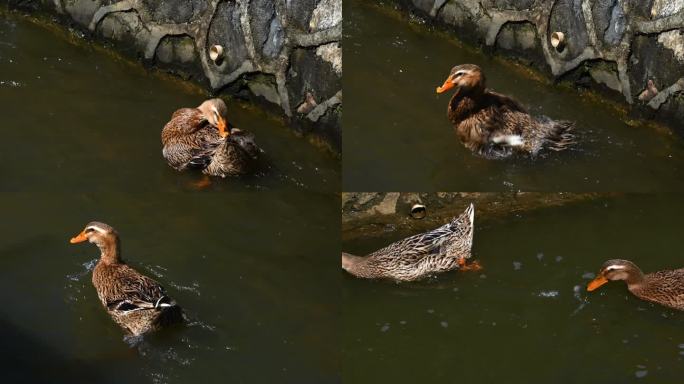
[544,119,575,151]
[450,203,474,231]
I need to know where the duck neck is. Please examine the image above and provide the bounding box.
[624,267,646,290]
[448,87,484,122]
[342,253,373,278]
[96,237,122,265]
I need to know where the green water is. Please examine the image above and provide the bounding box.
[0,15,339,193]
[343,1,684,192]
[0,14,339,383]
[342,194,684,383]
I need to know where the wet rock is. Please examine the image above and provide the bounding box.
[438,0,489,41]
[97,10,142,44]
[249,0,283,60]
[630,35,683,102]
[248,76,282,106]
[140,0,204,24]
[590,67,622,92]
[549,0,590,60]
[651,0,684,18]
[64,0,103,28]
[489,0,535,11]
[310,0,342,30]
[207,1,250,74]
[287,47,341,116]
[316,42,342,75]
[286,0,319,31]
[657,30,684,63]
[156,35,196,65]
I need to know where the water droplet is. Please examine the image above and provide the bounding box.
[635,370,648,378]
[440,321,448,328]
[380,324,390,333]
[536,253,544,261]
[513,261,522,270]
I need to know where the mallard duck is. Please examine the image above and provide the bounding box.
[436,64,574,158]
[161,98,260,178]
[587,259,684,311]
[70,222,184,336]
[342,204,479,282]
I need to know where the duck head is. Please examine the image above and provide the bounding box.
[70,221,121,263]
[436,64,485,95]
[587,259,644,291]
[198,98,229,138]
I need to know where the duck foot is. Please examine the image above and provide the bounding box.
[190,175,212,190]
[458,259,482,272]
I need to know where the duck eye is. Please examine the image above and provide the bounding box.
[85,228,94,233]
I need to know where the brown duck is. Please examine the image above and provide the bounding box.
[342,204,480,282]
[587,259,684,311]
[436,64,574,158]
[161,98,260,177]
[70,222,184,336]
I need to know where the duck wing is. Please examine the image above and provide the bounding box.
[485,90,528,113]
[101,265,171,313]
[369,204,474,260]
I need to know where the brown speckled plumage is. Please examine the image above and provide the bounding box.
[71,222,183,336]
[161,99,260,177]
[342,204,475,282]
[438,64,574,158]
[588,259,684,311]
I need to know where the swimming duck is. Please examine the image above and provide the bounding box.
[161,98,260,178]
[342,204,479,282]
[70,222,184,336]
[587,259,684,311]
[436,64,574,158]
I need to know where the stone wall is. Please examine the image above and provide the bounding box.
[342,192,606,239]
[393,0,684,136]
[6,0,342,151]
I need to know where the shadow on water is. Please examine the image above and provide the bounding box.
[342,194,684,383]
[343,0,684,192]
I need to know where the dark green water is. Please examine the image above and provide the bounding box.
[343,1,684,192]
[0,14,339,383]
[0,15,339,194]
[342,194,684,383]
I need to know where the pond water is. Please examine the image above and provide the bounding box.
[343,1,684,192]
[0,13,339,194]
[0,12,339,384]
[342,194,684,383]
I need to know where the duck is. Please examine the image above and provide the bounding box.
[341,204,479,282]
[587,259,684,311]
[70,221,184,336]
[436,64,575,158]
[161,98,260,178]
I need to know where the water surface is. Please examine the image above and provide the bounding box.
[343,1,684,191]
[342,194,684,383]
[0,12,339,383]
[0,14,339,193]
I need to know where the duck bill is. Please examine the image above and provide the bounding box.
[69,230,88,244]
[217,117,229,138]
[587,276,609,291]
[436,80,455,94]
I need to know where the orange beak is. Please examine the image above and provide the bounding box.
[436,79,455,94]
[69,230,88,244]
[587,275,609,292]
[217,116,229,138]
